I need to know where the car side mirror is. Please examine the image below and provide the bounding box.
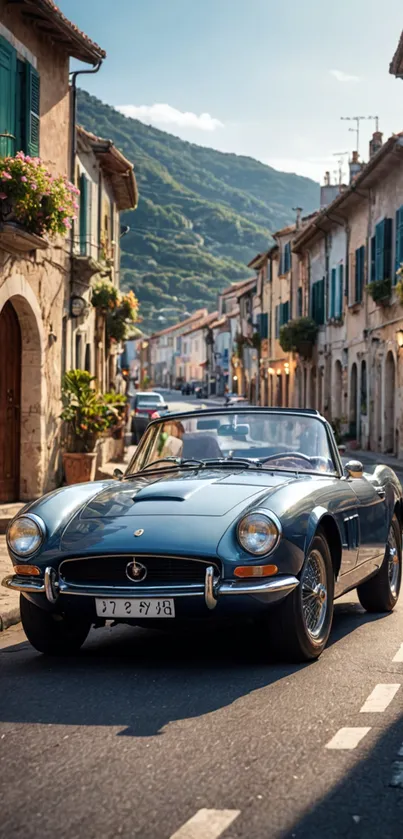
[113,468,124,480]
[345,460,363,479]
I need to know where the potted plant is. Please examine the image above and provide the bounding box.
[279,317,318,359]
[60,370,111,484]
[91,279,119,313]
[367,277,391,306]
[0,151,78,239]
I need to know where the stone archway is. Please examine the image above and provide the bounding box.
[349,363,358,439]
[384,351,396,453]
[0,279,46,500]
[334,360,343,420]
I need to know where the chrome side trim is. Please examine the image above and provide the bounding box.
[1,575,45,594]
[205,565,217,610]
[218,575,299,596]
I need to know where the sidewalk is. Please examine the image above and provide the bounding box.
[0,443,135,632]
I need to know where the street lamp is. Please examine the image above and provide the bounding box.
[396,329,403,349]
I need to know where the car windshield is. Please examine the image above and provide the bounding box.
[129,412,337,475]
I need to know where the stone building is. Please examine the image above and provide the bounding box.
[69,126,137,391]
[0,0,105,502]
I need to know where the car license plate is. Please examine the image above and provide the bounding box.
[137,412,149,418]
[95,598,175,618]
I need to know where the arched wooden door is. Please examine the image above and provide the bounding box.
[0,302,21,501]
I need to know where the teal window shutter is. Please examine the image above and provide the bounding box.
[337,265,343,317]
[355,246,365,303]
[319,278,325,324]
[297,287,302,316]
[375,220,385,282]
[0,35,17,157]
[25,63,40,157]
[384,218,392,280]
[330,268,336,318]
[260,313,268,338]
[79,173,88,255]
[371,236,376,282]
[275,305,280,338]
[397,207,403,282]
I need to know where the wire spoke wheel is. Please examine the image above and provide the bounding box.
[301,549,328,640]
[387,524,400,599]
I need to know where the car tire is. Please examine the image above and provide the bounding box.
[357,514,402,613]
[20,595,91,656]
[269,530,334,662]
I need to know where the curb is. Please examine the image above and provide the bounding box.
[0,606,20,632]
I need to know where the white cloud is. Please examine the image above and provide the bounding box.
[329,69,361,83]
[117,103,224,131]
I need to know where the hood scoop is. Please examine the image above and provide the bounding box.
[133,481,207,503]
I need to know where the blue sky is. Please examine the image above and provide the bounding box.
[64,0,403,183]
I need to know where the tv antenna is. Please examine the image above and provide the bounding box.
[333,151,349,184]
[341,116,380,155]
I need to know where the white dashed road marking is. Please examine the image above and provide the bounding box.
[169,809,240,839]
[359,684,400,713]
[392,644,403,662]
[325,727,371,750]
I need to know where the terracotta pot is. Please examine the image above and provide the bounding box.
[63,452,97,485]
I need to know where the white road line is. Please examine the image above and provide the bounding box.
[325,727,371,750]
[169,809,240,839]
[390,762,403,788]
[392,644,403,662]
[359,684,401,713]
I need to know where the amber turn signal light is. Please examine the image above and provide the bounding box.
[234,564,278,578]
[14,565,41,576]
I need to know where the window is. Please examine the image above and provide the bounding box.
[276,300,289,336]
[329,267,343,319]
[354,246,365,303]
[75,333,82,369]
[311,278,325,325]
[395,207,403,282]
[280,242,291,275]
[256,313,268,338]
[374,218,392,282]
[84,343,91,373]
[79,173,89,256]
[297,287,303,317]
[0,35,40,157]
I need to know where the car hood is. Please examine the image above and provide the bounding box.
[59,469,296,555]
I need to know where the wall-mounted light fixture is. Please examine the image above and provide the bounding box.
[396,328,403,349]
[70,295,88,318]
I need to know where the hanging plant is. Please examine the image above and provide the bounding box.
[279,317,318,358]
[0,152,78,237]
[367,277,391,305]
[91,279,119,312]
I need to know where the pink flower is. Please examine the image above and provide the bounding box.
[25,156,32,163]
[0,192,7,200]
[2,172,12,180]
[72,201,79,209]
[30,182,37,189]
[62,218,71,228]
[21,175,28,182]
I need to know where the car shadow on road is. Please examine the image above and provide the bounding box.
[0,599,393,738]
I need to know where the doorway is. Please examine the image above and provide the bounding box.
[0,302,21,501]
[384,351,395,453]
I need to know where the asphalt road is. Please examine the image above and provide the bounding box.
[1,393,403,838]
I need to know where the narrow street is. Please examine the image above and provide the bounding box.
[1,592,402,838]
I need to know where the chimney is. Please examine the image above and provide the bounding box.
[349,151,362,183]
[369,131,383,158]
[324,171,330,187]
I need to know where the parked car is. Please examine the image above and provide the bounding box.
[4,407,402,661]
[195,384,207,398]
[181,382,193,395]
[130,391,168,444]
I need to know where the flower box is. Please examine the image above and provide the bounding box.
[0,221,48,255]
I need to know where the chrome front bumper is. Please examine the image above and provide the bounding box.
[2,566,299,610]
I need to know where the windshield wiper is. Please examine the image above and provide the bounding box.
[125,456,262,479]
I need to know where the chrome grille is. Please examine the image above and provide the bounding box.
[59,556,220,588]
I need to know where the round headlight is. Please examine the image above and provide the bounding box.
[237,513,279,556]
[7,515,45,557]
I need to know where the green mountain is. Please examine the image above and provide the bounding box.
[77,90,320,333]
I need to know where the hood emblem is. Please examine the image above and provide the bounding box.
[126,560,147,583]
[134,529,144,537]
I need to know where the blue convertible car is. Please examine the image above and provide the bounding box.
[3,408,402,661]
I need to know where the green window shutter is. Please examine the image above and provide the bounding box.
[319,278,325,324]
[330,268,336,318]
[79,173,88,255]
[0,35,17,157]
[337,265,343,317]
[354,248,359,303]
[25,63,40,157]
[375,220,385,282]
[371,236,376,282]
[355,246,364,303]
[395,209,401,278]
[383,218,392,280]
[398,209,403,283]
[260,313,268,339]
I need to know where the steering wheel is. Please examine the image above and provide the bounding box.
[260,451,313,467]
